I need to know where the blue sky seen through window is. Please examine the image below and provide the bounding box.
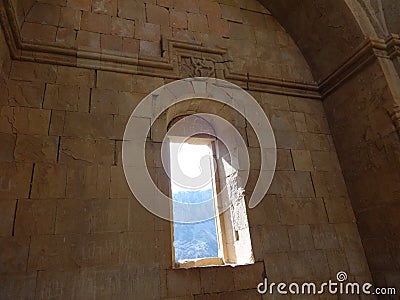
[169,140,219,263]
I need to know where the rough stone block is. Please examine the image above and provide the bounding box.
[275,149,293,170]
[49,110,65,136]
[173,0,199,12]
[56,66,95,88]
[92,0,117,15]
[263,252,292,281]
[76,30,101,49]
[147,4,169,26]
[120,231,158,265]
[167,268,201,297]
[311,224,340,250]
[248,195,280,227]
[288,224,314,251]
[67,0,92,11]
[60,137,114,165]
[122,37,140,55]
[13,107,51,135]
[233,262,264,290]
[221,4,242,23]
[44,84,90,112]
[269,171,314,197]
[97,70,132,91]
[256,225,290,253]
[323,197,355,223]
[21,22,57,43]
[81,11,111,34]
[55,198,91,234]
[188,13,208,33]
[278,197,328,225]
[0,133,15,162]
[15,199,57,236]
[91,198,129,232]
[311,151,341,172]
[0,236,30,272]
[140,40,161,57]
[170,9,187,29]
[199,0,221,16]
[129,198,155,231]
[274,130,305,149]
[56,27,77,48]
[291,149,313,171]
[102,33,123,51]
[0,162,32,199]
[208,15,229,36]
[288,250,330,280]
[199,266,235,293]
[110,165,132,198]
[288,97,324,115]
[26,3,61,26]
[111,17,135,38]
[10,61,57,83]
[0,272,36,300]
[8,80,45,108]
[66,164,110,198]
[305,113,330,134]
[135,22,161,42]
[14,134,58,162]
[0,199,16,236]
[63,112,114,139]
[293,111,307,132]
[118,0,146,21]
[31,163,67,198]
[60,6,82,30]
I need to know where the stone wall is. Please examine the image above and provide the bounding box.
[324,59,400,291]
[0,0,374,299]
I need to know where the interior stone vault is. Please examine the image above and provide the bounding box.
[0,0,399,299]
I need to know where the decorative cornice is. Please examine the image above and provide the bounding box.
[1,0,399,100]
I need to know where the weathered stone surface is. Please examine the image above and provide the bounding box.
[44,84,90,112]
[14,134,58,162]
[111,17,135,38]
[8,80,45,108]
[10,61,57,83]
[15,199,57,236]
[26,3,60,26]
[269,171,314,197]
[66,164,110,198]
[0,162,32,199]
[0,272,36,300]
[13,107,51,135]
[167,268,201,297]
[56,66,95,88]
[60,6,82,30]
[0,199,16,236]
[31,163,67,198]
[92,0,117,15]
[63,112,114,139]
[278,197,328,225]
[288,224,314,251]
[118,0,146,21]
[81,11,111,34]
[0,133,15,162]
[0,236,30,272]
[291,149,313,171]
[60,137,114,165]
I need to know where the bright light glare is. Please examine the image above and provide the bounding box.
[170,140,213,192]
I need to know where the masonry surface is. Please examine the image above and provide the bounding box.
[0,0,400,299]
